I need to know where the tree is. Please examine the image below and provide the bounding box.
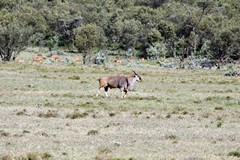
[27,0,82,50]
[0,14,33,61]
[74,23,106,64]
[113,19,142,49]
[210,28,239,63]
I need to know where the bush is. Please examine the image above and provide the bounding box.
[228,151,240,158]
[146,42,167,60]
[224,64,240,76]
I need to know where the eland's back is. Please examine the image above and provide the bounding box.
[99,76,128,89]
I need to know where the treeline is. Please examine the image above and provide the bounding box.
[0,0,239,62]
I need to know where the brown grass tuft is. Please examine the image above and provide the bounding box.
[38,110,59,118]
[66,110,89,119]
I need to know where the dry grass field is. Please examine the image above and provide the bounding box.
[0,52,240,160]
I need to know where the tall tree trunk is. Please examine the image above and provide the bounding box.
[83,54,87,65]
[2,50,12,61]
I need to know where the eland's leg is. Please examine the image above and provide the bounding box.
[96,87,102,97]
[123,89,127,98]
[121,90,124,98]
[104,86,109,97]
[120,89,127,98]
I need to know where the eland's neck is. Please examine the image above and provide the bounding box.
[127,76,138,89]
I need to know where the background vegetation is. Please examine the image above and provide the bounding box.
[0,0,239,62]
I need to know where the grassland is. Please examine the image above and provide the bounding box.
[0,53,240,160]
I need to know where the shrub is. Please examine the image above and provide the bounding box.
[87,130,99,135]
[215,107,224,110]
[16,109,27,116]
[146,42,167,60]
[165,134,178,140]
[228,151,240,157]
[19,152,52,160]
[224,64,240,76]
[217,121,223,128]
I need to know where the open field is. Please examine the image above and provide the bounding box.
[0,54,240,159]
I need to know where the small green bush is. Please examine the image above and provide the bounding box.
[20,152,52,160]
[228,151,240,157]
[165,134,178,140]
[217,121,223,128]
[87,130,99,135]
[23,130,30,134]
[68,75,80,80]
[215,107,223,110]
[16,109,27,116]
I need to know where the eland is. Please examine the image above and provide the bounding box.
[96,70,142,98]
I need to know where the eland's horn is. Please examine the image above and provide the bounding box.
[132,70,137,75]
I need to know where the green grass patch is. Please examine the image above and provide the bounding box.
[128,96,160,101]
[68,75,80,80]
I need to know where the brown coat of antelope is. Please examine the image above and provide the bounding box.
[96,70,142,98]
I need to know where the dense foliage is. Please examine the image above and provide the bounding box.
[0,0,239,61]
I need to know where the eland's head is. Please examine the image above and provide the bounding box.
[132,70,142,82]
